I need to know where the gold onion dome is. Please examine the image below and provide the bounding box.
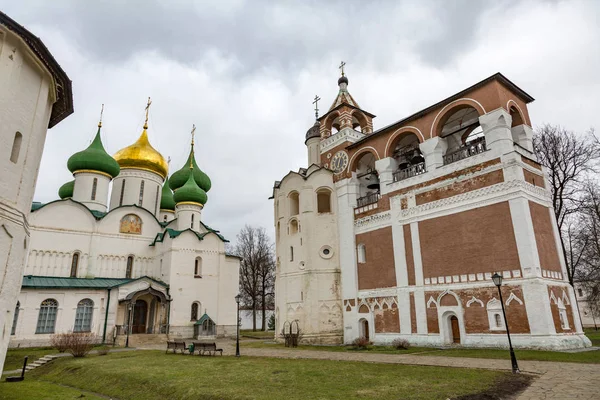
[113,99,168,179]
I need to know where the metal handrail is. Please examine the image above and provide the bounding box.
[392,162,426,182]
[356,192,380,208]
[443,137,486,165]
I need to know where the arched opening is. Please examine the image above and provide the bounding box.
[10,132,22,164]
[509,106,524,127]
[324,112,341,136]
[11,301,19,335]
[191,213,195,230]
[289,192,299,216]
[359,318,370,341]
[126,256,134,279]
[390,132,425,182]
[191,302,199,321]
[494,313,502,328]
[131,300,148,334]
[486,298,504,331]
[317,189,332,213]
[74,299,94,332]
[357,243,366,264]
[289,219,299,235]
[354,152,379,207]
[449,315,460,344]
[70,252,80,278]
[194,257,202,278]
[91,178,98,201]
[439,106,486,165]
[352,111,368,133]
[36,299,58,334]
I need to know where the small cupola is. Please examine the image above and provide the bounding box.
[67,120,120,178]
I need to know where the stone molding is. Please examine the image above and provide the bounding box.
[320,129,364,153]
[354,211,391,233]
[0,201,29,232]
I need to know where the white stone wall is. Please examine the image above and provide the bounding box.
[274,168,343,344]
[72,172,111,212]
[0,26,57,374]
[109,169,164,216]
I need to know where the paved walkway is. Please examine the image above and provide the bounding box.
[141,340,599,400]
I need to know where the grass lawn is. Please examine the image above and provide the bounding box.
[3,347,56,371]
[584,328,600,346]
[242,341,435,355]
[240,329,275,339]
[1,351,513,400]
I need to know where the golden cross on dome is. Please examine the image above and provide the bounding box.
[98,103,104,128]
[312,95,321,119]
[339,61,346,77]
[143,97,152,129]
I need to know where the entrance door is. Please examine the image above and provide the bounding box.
[360,319,370,341]
[132,300,148,334]
[450,316,460,344]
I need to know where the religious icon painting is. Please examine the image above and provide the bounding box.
[120,214,142,234]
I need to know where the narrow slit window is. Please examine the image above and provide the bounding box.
[10,132,22,163]
[70,252,79,277]
[154,185,159,215]
[11,302,19,335]
[191,214,195,229]
[119,180,126,206]
[126,256,134,278]
[138,180,145,206]
[91,178,98,200]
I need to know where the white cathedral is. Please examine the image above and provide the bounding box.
[9,106,241,348]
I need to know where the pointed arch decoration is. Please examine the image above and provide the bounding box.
[505,292,523,306]
[426,296,437,309]
[466,296,484,308]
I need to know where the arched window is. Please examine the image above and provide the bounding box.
[389,132,425,182]
[191,214,195,229]
[290,219,299,235]
[36,299,58,334]
[119,180,126,206]
[509,106,524,127]
[74,299,94,332]
[191,302,199,321]
[11,301,19,335]
[70,252,80,277]
[10,132,22,163]
[290,246,294,262]
[357,243,366,264]
[91,178,98,201]
[317,189,332,213]
[194,257,202,278]
[289,192,299,216]
[354,152,380,206]
[439,106,486,165]
[138,180,145,206]
[494,313,502,328]
[126,256,134,279]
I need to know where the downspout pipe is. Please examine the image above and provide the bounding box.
[102,288,111,343]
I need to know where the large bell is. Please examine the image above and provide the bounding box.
[367,183,380,190]
[410,149,425,164]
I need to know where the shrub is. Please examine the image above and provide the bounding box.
[392,338,411,350]
[50,332,98,357]
[96,345,110,356]
[351,337,372,350]
[268,314,275,331]
[50,333,70,353]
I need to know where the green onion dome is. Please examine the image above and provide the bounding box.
[67,126,120,178]
[160,177,176,211]
[58,180,74,199]
[169,148,211,193]
[173,169,208,206]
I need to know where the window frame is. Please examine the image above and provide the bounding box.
[36,299,58,334]
[73,298,94,332]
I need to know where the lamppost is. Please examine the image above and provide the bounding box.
[235,294,241,357]
[492,272,520,374]
[125,303,133,348]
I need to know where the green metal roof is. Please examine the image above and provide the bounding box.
[195,313,214,325]
[21,275,168,289]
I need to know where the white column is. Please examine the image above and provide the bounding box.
[522,280,556,335]
[508,197,541,278]
[72,172,111,212]
[419,137,447,170]
[375,157,396,190]
[479,108,514,156]
[306,137,321,166]
[511,125,535,153]
[410,223,424,285]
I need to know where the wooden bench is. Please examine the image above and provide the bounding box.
[193,342,223,356]
[166,341,188,354]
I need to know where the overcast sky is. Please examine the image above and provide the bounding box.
[4,0,600,243]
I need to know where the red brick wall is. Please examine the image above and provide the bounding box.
[356,227,397,290]
[374,303,400,333]
[419,202,521,278]
[416,170,504,205]
[426,302,440,334]
[547,286,576,333]
[410,293,417,333]
[403,225,416,286]
[529,201,562,272]
[523,169,545,188]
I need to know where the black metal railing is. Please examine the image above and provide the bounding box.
[443,137,487,165]
[356,192,381,208]
[115,323,168,335]
[392,162,426,182]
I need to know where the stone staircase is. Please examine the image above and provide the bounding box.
[25,355,57,372]
[114,334,169,347]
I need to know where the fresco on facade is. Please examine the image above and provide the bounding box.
[120,214,142,234]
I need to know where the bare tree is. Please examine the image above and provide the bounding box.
[533,125,599,285]
[234,225,275,331]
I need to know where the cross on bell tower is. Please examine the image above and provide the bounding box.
[313,95,321,120]
[339,61,346,77]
